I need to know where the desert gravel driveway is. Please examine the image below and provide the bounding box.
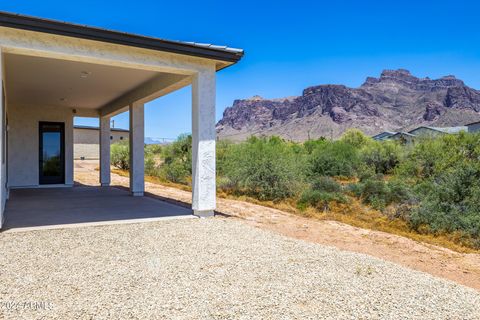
[1,218,479,319]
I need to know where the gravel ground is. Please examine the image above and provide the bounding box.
[1,218,479,319]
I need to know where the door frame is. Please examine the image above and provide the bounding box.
[39,121,65,185]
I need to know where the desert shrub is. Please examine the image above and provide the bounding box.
[144,155,156,176]
[360,141,402,174]
[216,139,234,177]
[297,176,346,211]
[349,176,414,211]
[111,141,130,170]
[340,129,371,148]
[144,144,162,176]
[303,137,326,154]
[307,141,359,177]
[395,137,445,179]
[222,136,303,200]
[410,163,480,245]
[297,189,347,211]
[145,144,162,155]
[158,134,192,184]
[311,176,343,193]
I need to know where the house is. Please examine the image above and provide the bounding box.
[371,125,468,143]
[0,12,243,228]
[389,132,416,144]
[466,121,480,133]
[74,125,129,160]
[408,126,467,137]
[372,131,397,141]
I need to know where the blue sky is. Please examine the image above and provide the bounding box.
[2,1,479,138]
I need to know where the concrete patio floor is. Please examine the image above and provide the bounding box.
[3,186,193,231]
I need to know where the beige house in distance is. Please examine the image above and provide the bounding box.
[0,11,243,229]
[74,125,129,160]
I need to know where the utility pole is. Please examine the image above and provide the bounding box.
[111,119,115,128]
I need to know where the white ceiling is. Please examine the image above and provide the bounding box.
[4,53,161,109]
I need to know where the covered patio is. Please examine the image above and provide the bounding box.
[0,12,243,229]
[3,186,193,231]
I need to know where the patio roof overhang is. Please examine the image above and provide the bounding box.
[0,11,244,66]
[0,11,244,118]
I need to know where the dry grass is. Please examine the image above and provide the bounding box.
[112,168,478,253]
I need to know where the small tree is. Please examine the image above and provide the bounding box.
[340,128,371,148]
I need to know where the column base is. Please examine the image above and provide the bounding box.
[101,183,110,187]
[194,210,215,218]
[131,191,144,197]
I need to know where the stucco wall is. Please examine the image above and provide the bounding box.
[74,128,128,159]
[8,103,74,187]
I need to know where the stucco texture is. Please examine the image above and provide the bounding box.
[8,104,74,187]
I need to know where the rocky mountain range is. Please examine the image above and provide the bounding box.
[216,69,480,141]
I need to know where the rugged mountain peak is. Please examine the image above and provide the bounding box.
[381,68,412,78]
[303,84,348,96]
[216,70,480,142]
[362,69,465,89]
[362,69,418,86]
[248,95,264,101]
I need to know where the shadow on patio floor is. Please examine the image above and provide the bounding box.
[3,186,193,231]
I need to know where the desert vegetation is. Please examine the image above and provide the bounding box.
[111,129,480,250]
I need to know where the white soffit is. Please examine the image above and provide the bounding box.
[4,53,167,109]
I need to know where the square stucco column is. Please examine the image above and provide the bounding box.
[191,68,216,217]
[129,102,144,196]
[99,116,111,186]
[0,48,4,228]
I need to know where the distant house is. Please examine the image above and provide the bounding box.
[389,132,416,144]
[466,121,480,133]
[372,131,397,141]
[371,125,468,143]
[74,125,129,160]
[408,126,467,137]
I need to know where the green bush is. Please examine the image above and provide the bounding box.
[222,136,303,200]
[349,177,414,211]
[143,144,163,176]
[158,134,192,184]
[307,141,359,177]
[303,137,326,154]
[340,129,371,148]
[311,176,342,193]
[111,141,130,170]
[410,163,480,244]
[360,141,402,174]
[297,189,347,211]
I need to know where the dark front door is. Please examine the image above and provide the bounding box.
[39,122,65,184]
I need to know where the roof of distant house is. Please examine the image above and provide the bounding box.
[74,125,129,132]
[372,131,397,137]
[0,11,244,64]
[391,132,416,137]
[408,126,467,134]
[372,131,397,140]
[466,120,480,126]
